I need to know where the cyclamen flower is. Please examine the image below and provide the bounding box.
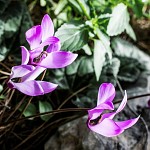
[8,14,77,96]
[21,14,77,68]
[8,65,57,96]
[87,83,139,137]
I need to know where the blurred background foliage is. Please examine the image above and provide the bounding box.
[0,0,150,149]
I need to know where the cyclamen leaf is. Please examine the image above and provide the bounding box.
[107,3,136,40]
[112,37,150,71]
[93,39,106,81]
[55,22,89,52]
[19,103,36,120]
[39,101,53,121]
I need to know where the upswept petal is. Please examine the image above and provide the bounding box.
[88,118,123,137]
[41,14,54,42]
[38,51,78,68]
[13,80,57,96]
[21,66,46,82]
[26,25,42,49]
[115,116,140,130]
[10,65,35,79]
[116,91,127,113]
[21,46,30,65]
[97,83,115,105]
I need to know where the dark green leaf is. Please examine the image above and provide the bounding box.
[19,103,36,119]
[39,101,53,121]
[112,37,150,71]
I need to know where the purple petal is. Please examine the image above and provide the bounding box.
[21,46,30,65]
[10,65,35,79]
[21,66,46,82]
[115,116,140,130]
[96,101,114,110]
[38,36,60,49]
[88,118,123,137]
[88,109,103,120]
[41,14,54,42]
[116,91,127,113]
[38,51,78,68]
[13,80,57,96]
[26,25,42,49]
[97,83,115,106]
[46,42,61,53]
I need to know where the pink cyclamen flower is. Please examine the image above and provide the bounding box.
[7,65,57,96]
[87,83,140,137]
[21,14,77,68]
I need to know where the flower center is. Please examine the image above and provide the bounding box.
[33,51,48,63]
[90,115,102,126]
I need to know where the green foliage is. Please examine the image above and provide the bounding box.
[19,103,36,119]
[55,22,89,51]
[0,0,32,61]
[112,37,150,71]
[39,101,53,121]
[107,3,136,40]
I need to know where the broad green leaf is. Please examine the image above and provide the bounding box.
[112,37,150,70]
[55,22,89,52]
[107,3,136,40]
[19,103,36,119]
[107,3,129,36]
[39,101,53,121]
[93,39,106,81]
